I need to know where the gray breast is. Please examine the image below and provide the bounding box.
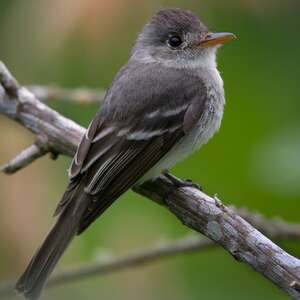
[140,67,225,182]
[190,68,225,148]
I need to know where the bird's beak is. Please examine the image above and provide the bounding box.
[196,32,236,48]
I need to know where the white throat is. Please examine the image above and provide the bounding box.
[131,47,218,70]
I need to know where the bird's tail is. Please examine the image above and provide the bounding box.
[15,192,88,300]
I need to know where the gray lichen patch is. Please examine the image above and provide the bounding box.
[207,221,223,241]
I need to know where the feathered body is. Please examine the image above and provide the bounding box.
[16,8,231,300]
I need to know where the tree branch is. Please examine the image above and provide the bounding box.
[0,236,212,298]
[1,61,300,299]
[0,62,84,158]
[1,213,300,299]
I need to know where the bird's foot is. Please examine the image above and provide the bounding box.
[163,171,202,191]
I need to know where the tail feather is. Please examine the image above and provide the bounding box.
[15,194,88,300]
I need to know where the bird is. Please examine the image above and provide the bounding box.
[16,8,235,299]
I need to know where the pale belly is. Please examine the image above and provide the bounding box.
[139,91,224,183]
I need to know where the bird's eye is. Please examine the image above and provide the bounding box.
[168,35,183,48]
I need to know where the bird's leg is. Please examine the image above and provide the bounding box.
[162,171,202,191]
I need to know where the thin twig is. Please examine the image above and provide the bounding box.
[1,61,300,299]
[0,236,212,298]
[236,207,300,240]
[0,143,48,174]
[27,85,105,104]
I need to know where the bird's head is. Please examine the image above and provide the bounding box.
[132,8,236,69]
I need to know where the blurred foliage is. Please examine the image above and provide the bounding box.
[0,0,300,299]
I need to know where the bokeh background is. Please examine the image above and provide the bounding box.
[0,0,300,299]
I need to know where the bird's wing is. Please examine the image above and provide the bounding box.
[55,63,208,234]
[72,113,186,234]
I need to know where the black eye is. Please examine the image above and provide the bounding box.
[168,35,183,48]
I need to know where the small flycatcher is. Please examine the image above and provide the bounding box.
[16,8,235,299]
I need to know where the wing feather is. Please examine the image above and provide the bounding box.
[78,131,182,233]
[57,62,209,234]
[69,117,101,179]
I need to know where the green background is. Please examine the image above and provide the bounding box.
[0,0,299,299]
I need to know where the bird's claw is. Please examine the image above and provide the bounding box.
[163,171,203,191]
[183,179,202,190]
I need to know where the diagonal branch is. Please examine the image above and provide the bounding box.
[0,213,300,299]
[0,236,213,298]
[0,62,84,158]
[0,61,300,299]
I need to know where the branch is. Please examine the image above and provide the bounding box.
[1,213,300,299]
[0,141,49,174]
[27,85,105,104]
[0,61,84,164]
[1,61,300,299]
[235,207,300,240]
[0,236,212,298]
